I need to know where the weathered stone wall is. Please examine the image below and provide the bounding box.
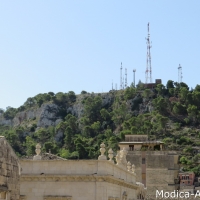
[127,151,179,197]
[0,136,20,200]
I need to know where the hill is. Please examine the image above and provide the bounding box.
[0,80,200,175]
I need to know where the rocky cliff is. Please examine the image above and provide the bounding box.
[0,92,116,129]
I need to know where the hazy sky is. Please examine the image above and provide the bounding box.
[0,1,200,109]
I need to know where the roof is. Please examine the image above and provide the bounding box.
[119,141,164,144]
[179,171,195,175]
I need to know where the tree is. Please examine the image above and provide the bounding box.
[192,91,200,108]
[166,80,174,89]
[157,115,169,133]
[187,104,198,122]
[194,84,200,92]
[124,87,136,100]
[58,148,70,159]
[100,108,110,120]
[142,89,153,99]
[68,91,76,103]
[152,97,168,114]
[136,80,144,90]
[156,84,166,96]
[111,102,127,126]
[0,108,4,114]
[43,141,58,154]
[48,92,55,96]
[24,136,36,156]
[172,102,187,115]
[179,87,189,102]
[169,88,175,97]
[84,96,102,122]
[64,127,72,149]
[3,107,17,119]
[180,82,189,90]
[24,97,36,107]
[81,90,87,94]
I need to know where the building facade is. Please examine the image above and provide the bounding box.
[119,135,179,198]
[19,143,146,200]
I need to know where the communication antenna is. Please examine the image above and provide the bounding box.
[120,62,123,90]
[145,22,152,83]
[112,80,113,90]
[133,69,136,87]
[178,64,183,83]
[125,68,127,88]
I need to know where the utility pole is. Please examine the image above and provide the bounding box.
[133,69,136,87]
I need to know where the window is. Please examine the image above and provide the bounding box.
[142,158,145,164]
[0,192,6,199]
[129,145,134,151]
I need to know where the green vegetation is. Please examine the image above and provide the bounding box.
[1,80,200,175]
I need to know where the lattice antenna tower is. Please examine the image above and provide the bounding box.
[120,62,123,90]
[145,22,152,83]
[122,76,124,89]
[125,68,127,88]
[178,64,183,83]
[112,80,114,90]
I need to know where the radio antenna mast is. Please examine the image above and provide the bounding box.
[145,22,152,83]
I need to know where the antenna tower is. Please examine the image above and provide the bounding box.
[178,64,183,83]
[122,76,124,89]
[133,69,136,87]
[125,68,127,88]
[120,62,123,90]
[112,80,113,90]
[145,22,152,83]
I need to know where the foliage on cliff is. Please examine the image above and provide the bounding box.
[1,80,200,174]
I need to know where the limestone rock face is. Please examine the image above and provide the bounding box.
[54,129,64,142]
[13,107,43,126]
[67,103,84,118]
[0,118,12,126]
[0,92,151,130]
[37,104,61,127]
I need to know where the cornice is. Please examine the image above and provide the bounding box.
[20,174,138,190]
[44,196,72,200]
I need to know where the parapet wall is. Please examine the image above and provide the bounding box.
[20,159,136,184]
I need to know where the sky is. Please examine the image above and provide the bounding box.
[0,1,200,110]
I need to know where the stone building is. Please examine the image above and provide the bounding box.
[119,135,179,198]
[19,143,146,200]
[0,136,20,200]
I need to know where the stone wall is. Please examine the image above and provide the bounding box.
[0,136,20,200]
